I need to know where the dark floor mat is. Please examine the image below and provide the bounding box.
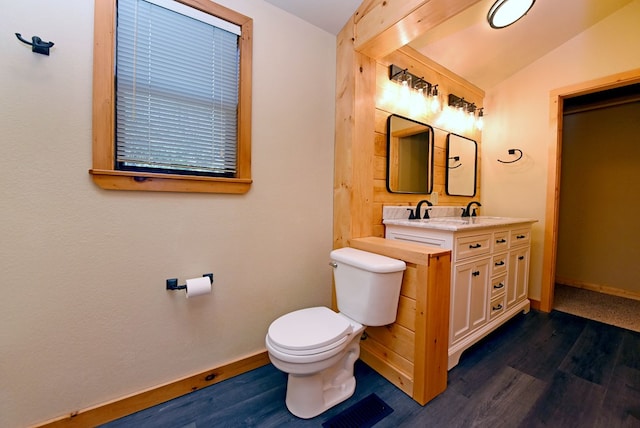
[322,393,394,428]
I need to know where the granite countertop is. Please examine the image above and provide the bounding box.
[383,216,537,231]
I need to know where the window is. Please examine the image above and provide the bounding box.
[91,0,252,193]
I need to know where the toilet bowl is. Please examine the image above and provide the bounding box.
[265,247,406,419]
[266,307,365,418]
[266,307,363,371]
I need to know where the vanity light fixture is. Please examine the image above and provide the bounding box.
[389,64,441,113]
[487,0,535,29]
[448,94,476,114]
[449,94,475,129]
[448,94,485,131]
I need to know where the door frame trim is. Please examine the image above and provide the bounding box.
[540,68,640,312]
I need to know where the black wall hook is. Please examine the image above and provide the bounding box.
[15,33,54,55]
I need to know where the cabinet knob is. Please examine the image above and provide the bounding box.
[495,260,505,266]
[472,270,480,277]
[494,282,504,289]
[518,256,525,260]
[469,243,482,249]
[492,303,503,311]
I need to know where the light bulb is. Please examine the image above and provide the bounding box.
[400,71,412,88]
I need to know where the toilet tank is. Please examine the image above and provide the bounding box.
[330,247,406,326]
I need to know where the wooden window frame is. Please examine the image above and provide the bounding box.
[90,0,253,194]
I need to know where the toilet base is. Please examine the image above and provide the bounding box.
[284,335,361,419]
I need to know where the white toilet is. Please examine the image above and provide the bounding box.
[265,247,406,419]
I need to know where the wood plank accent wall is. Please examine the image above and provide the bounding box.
[372,47,485,238]
[335,0,487,407]
[334,0,486,250]
[335,41,486,247]
[349,237,451,405]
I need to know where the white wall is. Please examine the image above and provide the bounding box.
[481,0,640,300]
[0,1,336,426]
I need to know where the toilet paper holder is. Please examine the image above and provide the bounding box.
[166,273,213,291]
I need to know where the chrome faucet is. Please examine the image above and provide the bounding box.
[462,201,481,217]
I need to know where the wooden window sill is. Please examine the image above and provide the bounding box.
[89,169,252,194]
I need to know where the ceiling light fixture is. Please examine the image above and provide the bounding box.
[487,0,535,29]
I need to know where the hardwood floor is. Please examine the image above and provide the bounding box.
[101,310,640,427]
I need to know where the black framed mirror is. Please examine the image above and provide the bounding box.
[445,133,477,196]
[386,114,434,194]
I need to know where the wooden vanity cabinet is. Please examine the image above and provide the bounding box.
[348,237,451,406]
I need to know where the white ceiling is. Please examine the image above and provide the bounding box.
[263,0,635,89]
[262,0,362,35]
[409,0,635,89]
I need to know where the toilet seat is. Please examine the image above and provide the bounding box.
[267,307,353,356]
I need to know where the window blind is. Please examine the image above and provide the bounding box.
[116,0,240,177]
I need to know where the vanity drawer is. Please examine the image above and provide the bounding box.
[490,274,507,298]
[491,253,508,276]
[511,227,531,247]
[493,231,509,252]
[455,233,491,261]
[490,294,506,320]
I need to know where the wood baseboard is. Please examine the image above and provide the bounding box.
[529,298,541,311]
[556,277,640,302]
[36,351,270,428]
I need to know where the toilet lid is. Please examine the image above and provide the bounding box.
[268,307,352,353]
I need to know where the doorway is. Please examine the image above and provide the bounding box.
[540,68,640,313]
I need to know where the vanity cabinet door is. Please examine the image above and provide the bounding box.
[507,246,530,308]
[450,258,490,344]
